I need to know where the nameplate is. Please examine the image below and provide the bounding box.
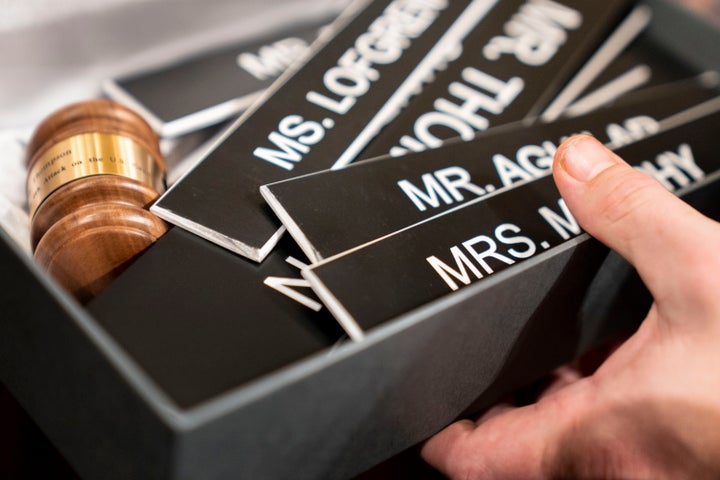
[357,0,636,160]
[152,0,489,262]
[104,18,329,138]
[152,0,631,263]
[263,77,719,263]
[303,99,720,340]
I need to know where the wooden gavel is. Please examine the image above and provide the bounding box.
[26,100,169,303]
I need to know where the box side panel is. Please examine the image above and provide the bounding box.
[183,163,719,480]
[0,234,174,480]
[173,238,626,479]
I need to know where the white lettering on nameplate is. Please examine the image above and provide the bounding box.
[426,142,707,292]
[398,115,665,210]
[636,143,705,191]
[389,0,583,158]
[253,0,448,170]
[538,198,580,240]
[426,223,536,290]
[483,0,582,65]
[397,166,486,211]
[263,256,323,311]
[237,37,310,81]
[390,70,524,156]
[605,116,660,149]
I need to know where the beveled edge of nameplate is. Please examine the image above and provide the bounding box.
[307,165,720,342]
[305,93,720,268]
[563,64,654,118]
[260,185,323,264]
[569,70,720,120]
[303,95,720,338]
[155,94,261,139]
[675,167,720,201]
[654,92,720,132]
[149,203,285,263]
[540,4,653,122]
[330,0,502,169]
[102,78,261,139]
[302,267,365,342]
[145,0,371,255]
[99,2,361,140]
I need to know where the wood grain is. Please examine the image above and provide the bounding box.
[27,99,168,303]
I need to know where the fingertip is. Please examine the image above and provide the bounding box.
[554,134,618,183]
[423,388,592,480]
[421,419,475,455]
[554,134,593,170]
[420,419,476,476]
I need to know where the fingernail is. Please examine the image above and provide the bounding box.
[558,135,616,182]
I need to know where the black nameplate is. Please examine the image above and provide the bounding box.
[152,0,491,262]
[304,102,720,340]
[263,78,719,263]
[152,0,636,263]
[560,7,708,119]
[356,0,634,160]
[104,18,329,138]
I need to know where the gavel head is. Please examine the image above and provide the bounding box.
[26,99,169,303]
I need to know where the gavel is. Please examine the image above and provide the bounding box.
[26,100,169,303]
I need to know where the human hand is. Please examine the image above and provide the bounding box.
[421,134,720,479]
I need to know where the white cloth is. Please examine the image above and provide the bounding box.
[0,0,349,129]
[0,129,31,254]
[0,0,349,253]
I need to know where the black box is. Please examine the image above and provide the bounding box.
[1,1,718,479]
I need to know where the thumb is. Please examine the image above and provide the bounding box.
[552,134,720,322]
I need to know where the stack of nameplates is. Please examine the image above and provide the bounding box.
[2,1,719,479]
